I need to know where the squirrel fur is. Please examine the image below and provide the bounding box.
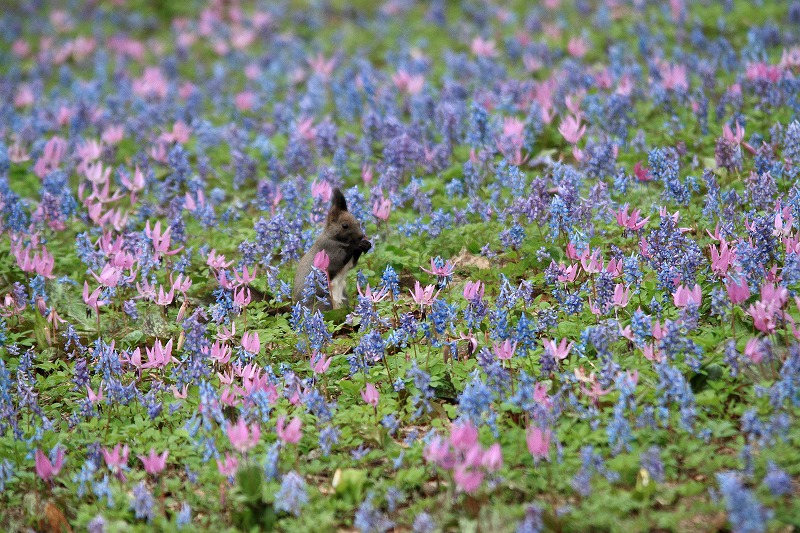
[292,188,371,310]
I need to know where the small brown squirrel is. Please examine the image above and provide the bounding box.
[293,188,372,310]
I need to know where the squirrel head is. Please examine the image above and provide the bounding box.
[325,188,371,251]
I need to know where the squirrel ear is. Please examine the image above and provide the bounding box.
[330,188,348,213]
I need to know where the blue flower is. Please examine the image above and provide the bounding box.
[131,481,155,522]
[275,471,308,517]
[354,493,394,533]
[716,471,771,533]
[762,461,791,497]
[639,446,665,483]
[412,512,437,533]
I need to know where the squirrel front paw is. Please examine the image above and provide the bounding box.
[358,238,372,252]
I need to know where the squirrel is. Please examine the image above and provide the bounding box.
[293,188,372,310]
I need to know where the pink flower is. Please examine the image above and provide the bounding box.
[409,280,439,307]
[31,248,55,279]
[138,448,168,476]
[145,220,183,258]
[391,70,424,95]
[774,208,794,238]
[8,139,30,163]
[780,47,800,69]
[423,436,454,469]
[747,301,776,334]
[143,339,176,369]
[421,257,455,278]
[172,273,193,295]
[233,265,257,287]
[92,263,121,288]
[14,84,34,108]
[35,446,65,481]
[492,339,517,361]
[357,283,389,303]
[133,66,168,99]
[543,338,573,360]
[652,320,666,341]
[241,331,261,354]
[361,383,380,407]
[12,39,30,57]
[217,453,239,478]
[567,37,588,58]
[454,465,484,494]
[102,124,125,145]
[533,383,552,407]
[634,161,652,182]
[481,443,503,472]
[121,166,145,196]
[613,283,630,308]
[526,426,551,460]
[235,91,256,111]
[361,163,373,184]
[217,323,236,343]
[580,248,602,274]
[227,417,261,453]
[87,382,104,404]
[313,250,330,271]
[33,136,67,178]
[710,239,735,276]
[206,340,231,364]
[501,116,525,140]
[233,287,251,309]
[760,283,788,309]
[207,250,233,269]
[523,54,543,73]
[558,115,586,144]
[553,261,579,283]
[673,284,702,308]
[277,416,302,445]
[582,380,614,400]
[617,74,634,96]
[722,122,745,144]
[158,121,191,145]
[311,352,332,374]
[102,444,129,479]
[310,179,332,202]
[744,337,765,364]
[615,204,650,231]
[470,37,497,58]
[463,280,484,302]
[450,421,478,451]
[372,196,391,221]
[172,385,189,399]
[308,53,336,79]
[726,276,750,305]
[642,343,663,362]
[661,63,689,92]
[82,281,105,314]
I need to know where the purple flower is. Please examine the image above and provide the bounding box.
[275,471,308,516]
[762,461,791,497]
[716,471,771,533]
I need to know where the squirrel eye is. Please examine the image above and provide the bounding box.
[342,223,349,229]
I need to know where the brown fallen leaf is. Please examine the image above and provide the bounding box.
[42,500,72,533]
[453,247,491,270]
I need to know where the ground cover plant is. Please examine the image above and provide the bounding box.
[2,0,800,531]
